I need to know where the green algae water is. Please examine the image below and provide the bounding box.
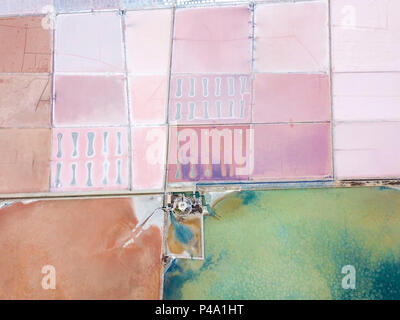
[164,187,400,300]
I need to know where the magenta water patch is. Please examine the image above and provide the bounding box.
[51,128,129,192]
[253,73,331,123]
[172,6,252,73]
[55,12,124,73]
[169,74,252,125]
[54,75,128,126]
[331,0,400,72]
[255,1,329,72]
[251,124,332,181]
[131,126,167,190]
[168,125,252,183]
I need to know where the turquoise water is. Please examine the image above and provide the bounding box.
[164,187,400,300]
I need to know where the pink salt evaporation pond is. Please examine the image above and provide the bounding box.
[333,73,400,122]
[130,75,168,124]
[169,74,252,125]
[0,197,162,299]
[0,16,51,73]
[51,127,130,192]
[331,0,400,72]
[253,73,331,123]
[172,6,252,73]
[125,9,172,74]
[0,128,51,194]
[334,122,400,179]
[0,75,51,128]
[252,123,332,181]
[254,1,329,72]
[131,126,167,190]
[168,125,252,183]
[54,75,128,126]
[55,12,124,73]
